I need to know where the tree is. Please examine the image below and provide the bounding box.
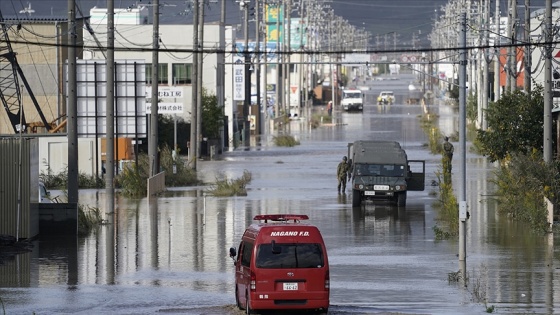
[476,85,544,162]
[201,88,224,139]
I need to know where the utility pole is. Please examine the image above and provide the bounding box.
[149,0,160,177]
[275,1,281,125]
[197,1,205,158]
[218,0,225,151]
[243,0,251,147]
[190,0,199,169]
[67,0,78,204]
[106,0,115,214]
[544,0,552,162]
[506,0,517,92]
[330,11,335,108]
[286,0,292,119]
[477,2,483,128]
[494,0,501,101]
[255,0,262,135]
[524,0,531,94]
[458,12,468,274]
[263,0,268,133]
[482,0,489,130]
[299,0,305,123]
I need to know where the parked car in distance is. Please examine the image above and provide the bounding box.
[377,91,395,105]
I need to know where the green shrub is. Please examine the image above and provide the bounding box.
[40,161,104,189]
[206,170,252,197]
[115,144,199,197]
[273,134,300,147]
[116,162,147,197]
[432,168,459,239]
[78,204,102,236]
[419,114,443,154]
[492,152,556,233]
[159,145,198,186]
[309,113,332,129]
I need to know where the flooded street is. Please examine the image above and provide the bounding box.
[1,75,560,314]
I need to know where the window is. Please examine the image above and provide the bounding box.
[145,63,168,85]
[241,241,253,267]
[256,243,324,269]
[172,63,192,84]
[356,164,404,177]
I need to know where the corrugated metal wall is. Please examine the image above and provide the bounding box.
[0,138,37,239]
[0,254,31,287]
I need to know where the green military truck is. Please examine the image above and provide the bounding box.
[347,140,425,207]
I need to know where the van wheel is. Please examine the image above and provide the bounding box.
[352,189,361,207]
[245,293,252,315]
[397,192,407,207]
[235,287,242,310]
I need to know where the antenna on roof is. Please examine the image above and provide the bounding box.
[19,2,35,15]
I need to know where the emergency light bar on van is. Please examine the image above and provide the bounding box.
[253,214,309,223]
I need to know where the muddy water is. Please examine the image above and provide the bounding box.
[1,76,560,314]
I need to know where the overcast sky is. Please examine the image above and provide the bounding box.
[1,0,550,50]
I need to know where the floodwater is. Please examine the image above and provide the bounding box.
[1,74,560,315]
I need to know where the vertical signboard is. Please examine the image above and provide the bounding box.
[266,4,283,43]
[233,59,245,101]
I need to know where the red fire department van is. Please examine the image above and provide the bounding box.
[229,214,330,314]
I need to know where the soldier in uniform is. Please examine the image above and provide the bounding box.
[337,156,349,193]
[442,136,454,173]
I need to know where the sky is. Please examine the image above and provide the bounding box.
[0,0,550,51]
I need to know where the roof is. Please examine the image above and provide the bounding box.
[2,16,85,23]
[351,140,408,164]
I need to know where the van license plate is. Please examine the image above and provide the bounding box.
[365,191,375,196]
[283,283,298,290]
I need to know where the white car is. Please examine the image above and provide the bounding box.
[377,91,395,105]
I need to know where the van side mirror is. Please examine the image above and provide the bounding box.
[229,247,236,258]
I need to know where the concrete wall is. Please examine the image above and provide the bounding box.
[38,203,78,235]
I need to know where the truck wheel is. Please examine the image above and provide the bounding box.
[352,189,361,207]
[397,192,407,207]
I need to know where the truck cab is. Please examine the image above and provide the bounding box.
[348,140,425,207]
[340,89,364,111]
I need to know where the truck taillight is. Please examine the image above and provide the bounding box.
[324,270,330,289]
[250,271,256,290]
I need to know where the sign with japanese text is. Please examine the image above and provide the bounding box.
[146,102,184,114]
[233,59,245,101]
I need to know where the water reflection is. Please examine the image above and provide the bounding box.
[2,91,560,313]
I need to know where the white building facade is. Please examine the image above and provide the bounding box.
[84,7,238,150]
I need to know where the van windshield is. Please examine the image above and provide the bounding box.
[256,243,324,269]
[343,92,361,99]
